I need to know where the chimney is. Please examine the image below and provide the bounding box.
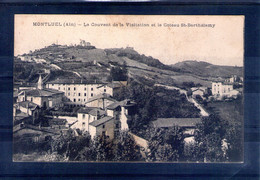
[97,110,100,120]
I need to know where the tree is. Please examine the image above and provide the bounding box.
[225,124,243,162]
[146,127,183,162]
[113,131,142,161]
[109,66,128,81]
[92,135,114,161]
[194,114,228,162]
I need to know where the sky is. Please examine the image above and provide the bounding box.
[14,15,244,66]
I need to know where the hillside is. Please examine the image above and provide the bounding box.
[15,44,242,89]
[172,60,243,78]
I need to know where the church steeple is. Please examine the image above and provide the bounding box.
[37,74,43,90]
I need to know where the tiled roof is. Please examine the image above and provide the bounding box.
[106,102,121,110]
[14,112,30,121]
[86,93,116,104]
[47,78,103,84]
[106,81,127,88]
[106,99,136,110]
[24,88,64,97]
[77,107,94,114]
[89,116,114,127]
[18,101,38,110]
[88,108,106,116]
[152,118,201,128]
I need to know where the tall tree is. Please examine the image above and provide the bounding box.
[113,131,142,161]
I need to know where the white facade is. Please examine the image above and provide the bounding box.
[212,82,233,97]
[46,83,113,104]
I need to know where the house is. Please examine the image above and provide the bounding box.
[151,118,201,136]
[17,101,40,124]
[212,81,233,97]
[89,116,114,140]
[107,81,128,94]
[13,123,59,143]
[85,93,116,109]
[75,98,137,140]
[191,87,207,99]
[106,99,137,133]
[46,79,113,104]
[17,75,64,109]
[76,107,114,139]
[76,107,106,131]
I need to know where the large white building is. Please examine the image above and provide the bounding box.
[212,82,233,97]
[46,79,113,104]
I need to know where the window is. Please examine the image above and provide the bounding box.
[52,84,54,86]
[74,87,76,91]
[84,88,86,91]
[103,124,105,128]
[74,99,76,102]
[58,87,60,90]
[82,122,85,127]
[104,89,106,92]
[84,93,86,96]
[64,87,65,90]
[102,131,106,136]
[68,93,70,96]
[31,97,33,101]
[91,88,93,91]
[83,114,85,119]
[116,124,119,128]
[78,99,80,102]
[91,93,93,97]
[68,87,70,90]
[84,99,86,102]
[78,93,81,96]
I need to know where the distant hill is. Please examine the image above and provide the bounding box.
[15,45,243,89]
[172,60,243,78]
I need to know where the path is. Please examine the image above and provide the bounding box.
[155,83,209,117]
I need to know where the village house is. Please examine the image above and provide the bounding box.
[74,94,136,140]
[46,79,113,104]
[17,75,64,109]
[17,101,40,124]
[151,117,202,144]
[191,87,208,99]
[106,99,137,133]
[76,107,114,139]
[85,93,116,109]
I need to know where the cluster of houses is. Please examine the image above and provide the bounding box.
[13,72,243,154]
[190,75,243,101]
[13,74,136,142]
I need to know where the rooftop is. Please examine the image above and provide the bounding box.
[86,93,116,104]
[107,99,136,110]
[47,78,103,85]
[152,118,201,128]
[89,116,114,127]
[18,101,38,110]
[22,88,64,97]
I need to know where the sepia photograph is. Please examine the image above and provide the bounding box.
[13,15,244,162]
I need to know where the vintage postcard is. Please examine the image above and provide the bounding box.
[13,15,244,162]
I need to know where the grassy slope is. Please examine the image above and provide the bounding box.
[205,98,243,126]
